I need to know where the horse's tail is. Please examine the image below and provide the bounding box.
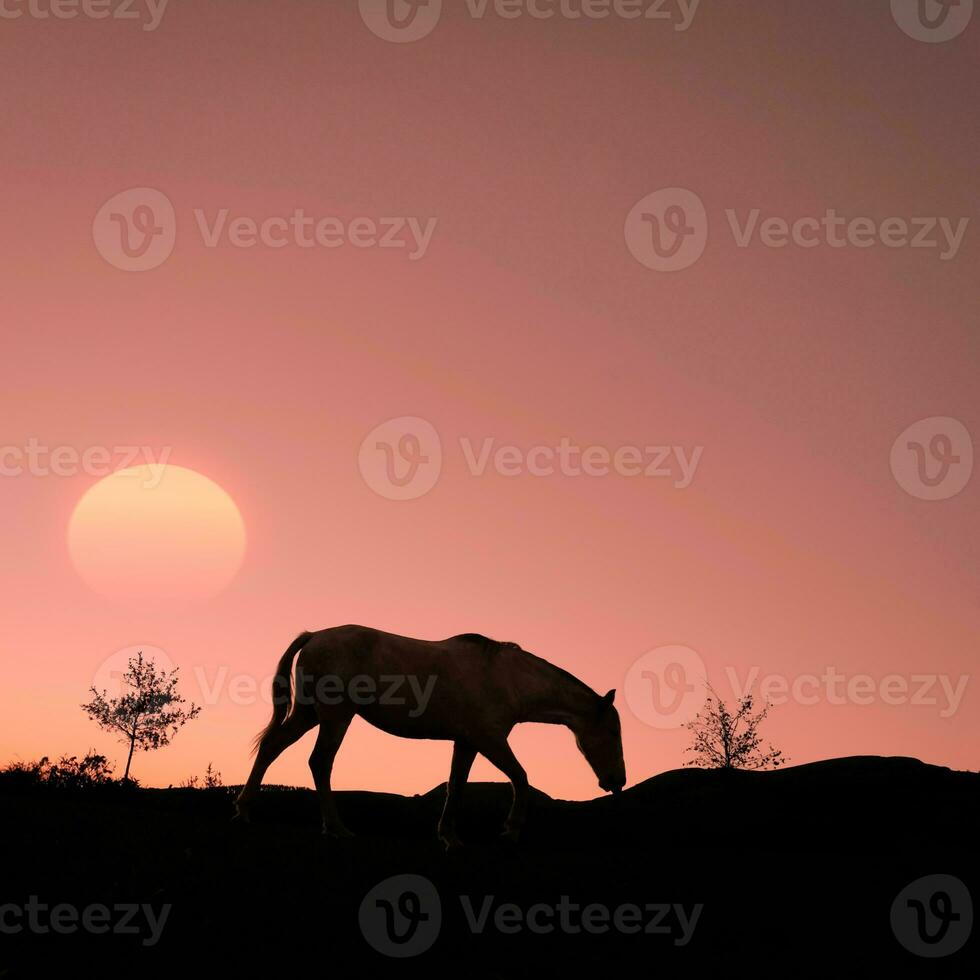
[251,631,314,753]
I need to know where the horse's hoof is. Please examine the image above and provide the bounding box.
[499,828,522,844]
[323,824,354,839]
[232,810,250,825]
[440,837,465,853]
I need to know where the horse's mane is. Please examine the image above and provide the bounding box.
[532,655,599,699]
[450,633,599,699]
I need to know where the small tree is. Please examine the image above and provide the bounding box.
[684,684,787,770]
[82,652,201,782]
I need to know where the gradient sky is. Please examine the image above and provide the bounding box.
[0,1,977,798]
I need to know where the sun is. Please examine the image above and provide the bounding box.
[68,464,246,604]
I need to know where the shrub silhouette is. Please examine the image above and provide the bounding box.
[179,763,225,790]
[2,752,116,789]
[82,651,201,781]
[684,684,787,770]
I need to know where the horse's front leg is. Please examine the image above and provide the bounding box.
[477,738,529,842]
[438,741,477,851]
[309,707,355,838]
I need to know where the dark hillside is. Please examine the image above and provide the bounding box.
[1,756,975,977]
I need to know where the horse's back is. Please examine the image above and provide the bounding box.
[297,624,503,677]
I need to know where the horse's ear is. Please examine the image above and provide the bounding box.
[601,689,616,706]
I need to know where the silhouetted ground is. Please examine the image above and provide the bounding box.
[1,756,976,976]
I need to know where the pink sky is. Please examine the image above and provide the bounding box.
[0,1,977,798]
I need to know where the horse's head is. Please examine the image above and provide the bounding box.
[575,689,626,794]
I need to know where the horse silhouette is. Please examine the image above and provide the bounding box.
[235,626,626,847]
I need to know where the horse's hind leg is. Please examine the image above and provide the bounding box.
[476,737,529,843]
[438,741,477,851]
[235,704,317,822]
[310,705,355,838]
